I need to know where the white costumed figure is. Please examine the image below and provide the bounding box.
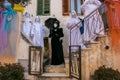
[81,0,104,41]
[22,12,32,38]
[31,16,44,47]
[67,11,86,52]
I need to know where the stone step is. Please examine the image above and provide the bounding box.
[41,73,68,77]
[98,34,107,37]
[37,73,78,80]
[38,77,77,80]
[44,64,66,73]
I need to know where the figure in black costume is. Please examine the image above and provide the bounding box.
[49,21,65,65]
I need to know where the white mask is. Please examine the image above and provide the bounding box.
[35,16,40,22]
[25,12,30,18]
[54,23,58,28]
[71,10,77,18]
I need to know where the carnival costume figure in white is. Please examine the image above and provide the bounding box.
[81,0,104,42]
[22,12,32,39]
[30,16,44,47]
[30,16,44,72]
[67,11,86,52]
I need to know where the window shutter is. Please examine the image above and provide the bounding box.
[74,0,77,13]
[44,0,50,15]
[37,0,50,15]
[81,0,85,4]
[37,0,43,15]
[62,0,70,15]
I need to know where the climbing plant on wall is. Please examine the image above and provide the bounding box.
[0,0,31,7]
[10,0,31,7]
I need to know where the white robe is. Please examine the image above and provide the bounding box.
[22,17,32,38]
[81,0,104,41]
[67,17,86,51]
[31,22,44,47]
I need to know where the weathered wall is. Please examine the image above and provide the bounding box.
[1,0,120,80]
[17,0,70,61]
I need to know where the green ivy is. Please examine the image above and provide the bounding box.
[0,63,25,80]
[92,65,120,80]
